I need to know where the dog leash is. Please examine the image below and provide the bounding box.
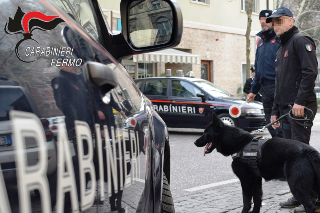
[251,105,314,134]
[251,112,289,134]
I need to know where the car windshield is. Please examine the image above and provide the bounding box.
[193,81,232,97]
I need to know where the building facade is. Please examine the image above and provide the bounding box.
[98,0,274,95]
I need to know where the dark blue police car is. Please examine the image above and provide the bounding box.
[0,0,182,212]
[135,77,266,131]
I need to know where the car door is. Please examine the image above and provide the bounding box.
[1,0,183,212]
[0,0,151,212]
[167,79,211,128]
[141,78,173,123]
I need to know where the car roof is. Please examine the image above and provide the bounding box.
[0,79,19,86]
[0,85,41,117]
[134,77,206,82]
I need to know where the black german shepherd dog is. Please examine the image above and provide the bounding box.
[194,113,320,213]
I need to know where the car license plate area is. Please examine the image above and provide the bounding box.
[0,135,12,146]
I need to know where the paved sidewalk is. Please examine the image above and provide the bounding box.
[171,113,320,213]
[84,181,144,213]
[174,180,311,213]
[85,179,302,213]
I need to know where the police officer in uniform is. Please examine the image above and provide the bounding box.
[51,64,100,211]
[247,9,283,138]
[267,7,318,212]
[243,67,261,102]
[52,66,95,143]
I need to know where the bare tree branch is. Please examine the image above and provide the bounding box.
[313,27,319,39]
[278,0,284,7]
[303,30,320,46]
[300,25,320,33]
[297,10,320,17]
[295,0,306,28]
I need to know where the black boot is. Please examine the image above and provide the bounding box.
[116,190,125,213]
[109,194,117,212]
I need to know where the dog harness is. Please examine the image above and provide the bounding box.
[231,136,267,177]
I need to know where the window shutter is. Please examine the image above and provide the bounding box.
[206,0,210,5]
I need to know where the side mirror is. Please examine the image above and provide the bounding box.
[197,93,206,102]
[83,62,117,94]
[128,0,173,48]
[114,0,183,60]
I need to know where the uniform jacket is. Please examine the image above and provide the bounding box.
[251,29,280,103]
[272,26,318,116]
[52,70,96,136]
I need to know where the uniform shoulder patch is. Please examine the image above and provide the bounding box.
[54,84,59,89]
[306,44,313,51]
[256,37,261,46]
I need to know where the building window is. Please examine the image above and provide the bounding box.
[83,21,98,40]
[129,19,137,33]
[191,0,210,5]
[152,1,162,9]
[156,17,172,36]
[138,63,153,79]
[242,63,254,85]
[241,0,260,13]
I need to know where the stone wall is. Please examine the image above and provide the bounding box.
[176,27,257,95]
[114,23,256,96]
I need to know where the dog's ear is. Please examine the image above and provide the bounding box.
[212,112,219,122]
[212,112,224,128]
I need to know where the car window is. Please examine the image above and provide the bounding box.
[112,66,143,113]
[193,80,232,97]
[143,79,167,96]
[51,0,104,45]
[171,80,201,98]
[0,87,33,121]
